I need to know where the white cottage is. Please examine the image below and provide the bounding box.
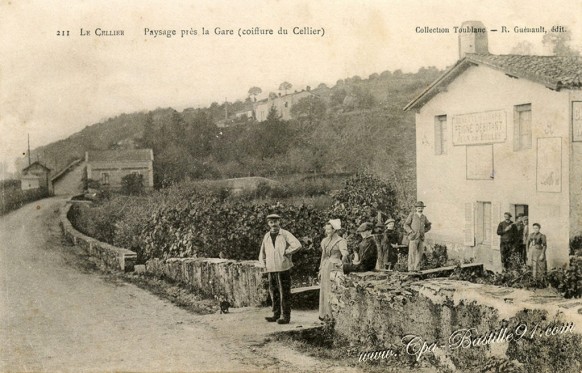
[404,25,582,271]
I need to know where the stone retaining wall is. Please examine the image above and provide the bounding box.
[61,201,268,307]
[60,202,137,271]
[146,258,268,308]
[330,270,582,372]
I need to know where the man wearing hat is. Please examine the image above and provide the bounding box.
[343,222,378,274]
[497,212,517,271]
[258,213,302,324]
[404,201,432,271]
[380,218,401,270]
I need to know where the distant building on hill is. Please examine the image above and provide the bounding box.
[21,161,51,191]
[86,149,154,190]
[254,90,314,121]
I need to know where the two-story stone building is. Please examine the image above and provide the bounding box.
[404,23,582,271]
[254,90,314,121]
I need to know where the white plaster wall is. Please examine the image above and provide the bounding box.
[415,65,571,269]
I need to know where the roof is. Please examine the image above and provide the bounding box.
[50,158,83,182]
[404,54,582,111]
[86,149,153,163]
[22,161,51,172]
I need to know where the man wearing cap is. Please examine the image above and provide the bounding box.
[497,212,517,271]
[343,222,378,274]
[404,201,432,271]
[380,218,401,270]
[258,214,302,324]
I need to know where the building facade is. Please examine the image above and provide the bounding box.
[254,90,313,121]
[86,149,154,190]
[405,31,582,271]
[21,161,51,191]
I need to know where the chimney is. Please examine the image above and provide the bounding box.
[458,21,489,59]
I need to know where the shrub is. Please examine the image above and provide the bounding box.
[570,235,582,256]
[1,185,49,215]
[67,173,400,285]
[121,173,145,195]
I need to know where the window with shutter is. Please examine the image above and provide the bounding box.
[491,202,501,251]
[434,115,447,155]
[464,202,475,246]
[514,104,532,151]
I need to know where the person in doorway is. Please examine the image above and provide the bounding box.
[527,223,547,279]
[497,212,517,271]
[318,219,349,321]
[522,216,529,265]
[258,214,302,324]
[404,201,432,271]
[515,213,527,264]
[380,218,402,270]
[343,222,378,274]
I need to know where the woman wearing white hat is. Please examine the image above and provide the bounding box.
[318,219,348,320]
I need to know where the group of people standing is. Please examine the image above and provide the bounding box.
[497,212,547,278]
[258,201,432,323]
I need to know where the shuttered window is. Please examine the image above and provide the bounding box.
[434,115,447,155]
[514,104,532,151]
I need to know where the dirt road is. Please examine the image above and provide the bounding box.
[0,198,354,372]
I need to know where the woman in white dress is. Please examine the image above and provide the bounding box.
[318,219,349,321]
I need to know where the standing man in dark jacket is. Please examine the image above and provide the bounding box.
[497,212,517,271]
[404,201,431,271]
[343,222,378,274]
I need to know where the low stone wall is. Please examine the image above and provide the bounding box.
[61,200,268,307]
[60,201,137,272]
[146,258,268,308]
[330,270,582,372]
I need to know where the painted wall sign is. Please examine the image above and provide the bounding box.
[573,101,582,142]
[537,137,562,193]
[452,110,507,145]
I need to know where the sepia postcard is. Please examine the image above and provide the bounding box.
[1,0,582,372]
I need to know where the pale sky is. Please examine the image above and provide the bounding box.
[1,0,581,173]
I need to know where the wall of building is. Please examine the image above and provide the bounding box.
[416,65,571,270]
[87,160,154,189]
[255,91,312,121]
[52,162,85,195]
[569,91,582,239]
[21,177,40,190]
[23,165,50,190]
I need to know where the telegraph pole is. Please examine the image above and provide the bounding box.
[27,134,31,166]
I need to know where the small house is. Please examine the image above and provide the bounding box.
[86,149,154,190]
[21,161,51,191]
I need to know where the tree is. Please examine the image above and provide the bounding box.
[317,83,329,89]
[121,173,144,195]
[278,81,292,95]
[330,88,348,107]
[543,30,581,56]
[248,86,262,101]
[290,96,327,127]
[268,92,278,100]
